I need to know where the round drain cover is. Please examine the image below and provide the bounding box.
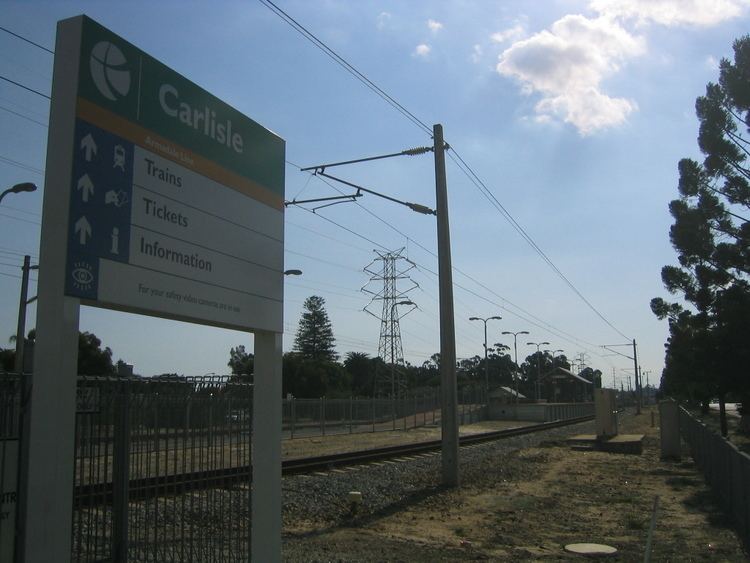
[564,543,618,557]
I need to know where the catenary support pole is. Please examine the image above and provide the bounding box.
[632,339,641,414]
[434,124,459,487]
[13,255,31,374]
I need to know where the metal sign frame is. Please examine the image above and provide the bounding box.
[22,16,284,562]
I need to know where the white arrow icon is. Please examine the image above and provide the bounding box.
[77,174,95,202]
[80,134,97,162]
[74,216,92,245]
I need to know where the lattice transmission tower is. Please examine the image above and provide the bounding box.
[362,248,417,397]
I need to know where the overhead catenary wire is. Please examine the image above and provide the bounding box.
[0,74,50,100]
[0,104,48,127]
[257,0,433,136]
[261,3,633,343]
[447,149,631,342]
[0,25,54,54]
[290,164,611,357]
[0,20,631,372]
[1,18,629,350]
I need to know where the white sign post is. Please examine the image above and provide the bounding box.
[23,15,284,561]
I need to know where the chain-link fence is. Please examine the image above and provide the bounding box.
[679,407,750,551]
[282,385,487,438]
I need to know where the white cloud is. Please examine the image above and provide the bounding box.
[471,44,483,63]
[427,19,444,33]
[497,14,645,134]
[413,44,431,58]
[590,0,748,27]
[491,24,525,44]
[705,55,720,69]
[376,12,392,30]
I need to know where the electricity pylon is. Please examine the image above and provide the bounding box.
[362,248,417,397]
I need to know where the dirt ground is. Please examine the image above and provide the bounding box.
[284,407,749,561]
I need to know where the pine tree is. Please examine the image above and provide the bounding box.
[652,35,750,434]
[293,296,337,361]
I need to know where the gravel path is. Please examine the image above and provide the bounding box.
[282,418,596,561]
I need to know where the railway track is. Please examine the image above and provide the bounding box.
[74,414,594,507]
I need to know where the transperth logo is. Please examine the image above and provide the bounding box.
[90,41,130,101]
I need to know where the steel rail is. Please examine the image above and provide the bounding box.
[74,414,593,507]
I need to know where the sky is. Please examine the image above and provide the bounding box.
[0,0,748,389]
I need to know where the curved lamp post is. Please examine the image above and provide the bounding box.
[0,182,37,205]
[526,341,549,401]
[502,330,529,404]
[469,315,502,393]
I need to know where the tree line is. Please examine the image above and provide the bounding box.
[651,35,750,435]
[228,295,602,399]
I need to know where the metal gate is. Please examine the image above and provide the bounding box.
[0,373,22,563]
[72,376,253,562]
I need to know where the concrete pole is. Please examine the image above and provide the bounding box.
[632,339,641,414]
[482,321,488,393]
[14,255,31,374]
[251,330,283,562]
[434,124,459,487]
[512,337,519,405]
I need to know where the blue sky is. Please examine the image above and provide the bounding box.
[1,0,748,388]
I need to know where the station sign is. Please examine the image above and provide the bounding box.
[62,17,285,332]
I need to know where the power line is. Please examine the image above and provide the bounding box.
[266,4,631,343]
[0,154,44,175]
[0,74,50,100]
[0,104,48,127]
[0,26,54,54]
[447,149,631,342]
[0,212,41,226]
[257,0,432,136]
[290,179,612,364]
[296,164,607,353]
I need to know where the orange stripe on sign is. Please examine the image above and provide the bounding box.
[76,98,284,211]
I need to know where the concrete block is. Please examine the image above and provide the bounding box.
[659,399,681,460]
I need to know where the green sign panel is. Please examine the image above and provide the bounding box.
[76,16,284,199]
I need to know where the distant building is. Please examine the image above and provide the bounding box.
[539,367,593,403]
[488,386,528,404]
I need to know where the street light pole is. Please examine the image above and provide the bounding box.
[0,182,37,205]
[14,255,38,374]
[527,341,549,401]
[502,330,529,404]
[469,316,502,394]
[545,349,564,403]
[632,339,641,414]
[390,300,415,401]
[546,348,564,365]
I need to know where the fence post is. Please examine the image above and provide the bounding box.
[290,396,295,439]
[112,382,131,562]
[349,396,353,434]
[414,394,417,429]
[320,397,326,436]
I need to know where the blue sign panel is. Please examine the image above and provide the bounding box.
[65,119,134,300]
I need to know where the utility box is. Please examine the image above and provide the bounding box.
[659,399,681,460]
[594,388,618,438]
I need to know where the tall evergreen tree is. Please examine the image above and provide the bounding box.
[293,295,337,361]
[652,35,750,433]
